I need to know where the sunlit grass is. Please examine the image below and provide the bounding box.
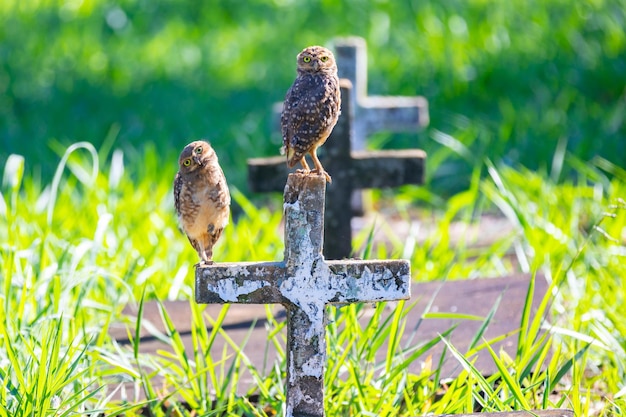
[1,144,625,415]
[2,0,625,414]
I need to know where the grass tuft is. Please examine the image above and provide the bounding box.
[1,144,625,415]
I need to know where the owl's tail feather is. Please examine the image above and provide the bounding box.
[287,157,299,168]
[286,146,296,166]
[286,148,305,168]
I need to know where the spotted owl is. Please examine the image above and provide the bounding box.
[281,45,341,183]
[174,140,230,266]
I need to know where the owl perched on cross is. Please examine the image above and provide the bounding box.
[281,45,341,184]
[174,140,230,266]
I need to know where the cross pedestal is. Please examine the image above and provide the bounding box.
[249,82,426,260]
[196,173,411,417]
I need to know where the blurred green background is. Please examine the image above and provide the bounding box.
[1,0,625,194]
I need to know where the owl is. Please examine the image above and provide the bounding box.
[281,45,341,184]
[174,140,231,266]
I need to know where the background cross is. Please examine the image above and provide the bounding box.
[248,37,428,259]
[196,173,411,417]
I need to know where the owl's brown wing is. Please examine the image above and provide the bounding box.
[313,76,341,134]
[216,167,231,208]
[173,171,183,216]
[280,82,299,149]
[281,75,318,145]
[281,74,340,152]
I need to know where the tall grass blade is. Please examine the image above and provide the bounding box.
[549,343,591,392]
[484,342,531,409]
[468,292,502,351]
[47,142,99,226]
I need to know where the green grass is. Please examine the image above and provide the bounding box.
[1,2,626,413]
[1,0,625,194]
[1,143,625,415]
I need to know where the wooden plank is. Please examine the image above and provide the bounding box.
[110,274,549,386]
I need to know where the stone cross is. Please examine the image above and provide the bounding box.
[196,173,411,417]
[249,82,427,260]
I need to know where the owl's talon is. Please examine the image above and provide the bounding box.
[311,169,332,184]
[194,259,215,268]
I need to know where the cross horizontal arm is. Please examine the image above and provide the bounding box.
[248,156,289,193]
[247,149,425,193]
[361,96,429,137]
[195,262,287,304]
[332,149,426,189]
[195,258,412,306]
[326,259,411,303]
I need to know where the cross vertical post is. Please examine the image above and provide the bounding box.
[196,173,411,417]
[282,174,327,415]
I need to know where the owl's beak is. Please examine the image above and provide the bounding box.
[193,156,203,167]
[313,61,320,71]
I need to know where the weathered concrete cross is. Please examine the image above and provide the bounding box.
[249,80,427,259]
[196,173,411,417]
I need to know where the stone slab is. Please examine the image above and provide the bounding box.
[352,214,517,252]
[109,273,548,392]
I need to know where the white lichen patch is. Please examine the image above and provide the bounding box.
[283,198,301,212]
[301,353,325,377]
[325,261,411,303]
[208,277,270,302]
[211,263,252,278]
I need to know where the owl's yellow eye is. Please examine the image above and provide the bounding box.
[303,56,311,63]
[194,146,203,154]
[183,159,191,166]
[320,56,329,62]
